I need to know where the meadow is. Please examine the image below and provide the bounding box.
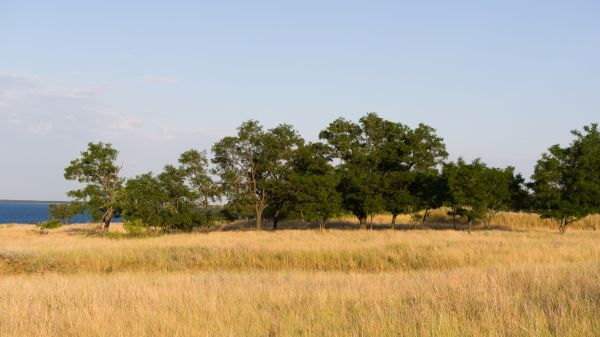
[1,213,599,337]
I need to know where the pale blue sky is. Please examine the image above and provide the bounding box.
[1,0,599,200]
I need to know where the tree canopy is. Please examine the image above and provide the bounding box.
[530,124,600,233]
[64,142,123,230]
[60,116,597,234]
[212,121,303,230]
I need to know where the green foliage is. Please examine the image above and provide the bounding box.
[48,202,83,224]
[178,149,220,209]
[444,159,514,231]
[320,113,447,229]
[411,172,448,223]
[212,121,303,230]
[122,166,210,232]
[121,148,219,232]
[64,142,123,230]
[290,143,343,230]
[531,124,600,233]
[36,219,63,234]
[62,118,599,237]
[37,219,63,229]
[508,172,532,211]
[319,115,384,227]
[123,219,147,237]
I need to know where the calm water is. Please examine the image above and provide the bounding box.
[0,201,92,224]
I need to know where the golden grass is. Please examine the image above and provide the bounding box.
[0,221,599,336]
[1,224,600,274]
[333,209,600,230]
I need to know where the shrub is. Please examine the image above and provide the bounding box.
[123,219,147,237]
[36,219,63,234]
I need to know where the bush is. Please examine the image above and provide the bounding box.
[36,219,63,234]
[123,219,147,237]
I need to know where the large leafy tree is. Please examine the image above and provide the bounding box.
[320,115,383,229]
[530,124,600,234]
[290,143,342,230]
[64,142,123,230]
[122,164,211,232]
[122,150,218,232]
[321,113,447,229]
[379,121,448,227]
[444,159,513,232]
[178,149,220,210]
[212,121,303,230]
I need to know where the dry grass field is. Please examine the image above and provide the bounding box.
[1,214,599,337]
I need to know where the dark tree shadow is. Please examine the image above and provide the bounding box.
[214,219,525,233]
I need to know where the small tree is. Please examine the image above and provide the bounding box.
[178,149,220,210]
[531,124,600,234]
[48,202,82,224]
[64,142,123,230]
[411,171,447,224]
[122,165,210,232]
[444,160,481,231]
[36,219,63,234]
[291,143,342,230]
[508,172,533,211]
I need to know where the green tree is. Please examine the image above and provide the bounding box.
[122,164,211,232]
[321,113,447,229]
[290,143,342,230]
[64,142,123,230]
[320,115,383,229]
[378,121,448,227]
[444,159,513,232]
[121,172,165,228]
[178,149,220,210]
[48,202,82,224]
[410,171,448,224]
[212,121,303,230]
[508,172,532,211]
[530,124,600,234]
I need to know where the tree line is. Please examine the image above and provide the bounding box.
[58,113,600,234]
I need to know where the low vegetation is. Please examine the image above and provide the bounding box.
[0,223,599,336]
[60,115,600,235]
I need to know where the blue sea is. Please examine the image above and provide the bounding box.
[0,201,92,224]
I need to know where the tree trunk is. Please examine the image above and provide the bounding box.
[255,207,263,230]
[319,219,326,231]
[358,216,367,230]
[369,214,374,230]
[391,213,398,231]
[468,219,472,234]
[273,214,279,230]
[300,211,305,223]
[422,209,430,224]
[558,218,567,235]
[102,208,113,230]
[485,212,493,229]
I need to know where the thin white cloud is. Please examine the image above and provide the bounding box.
[140,75,178,85]
[0,73,142,137]
[107,113,143,132]
[0,73,219,200]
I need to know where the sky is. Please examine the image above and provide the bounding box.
[1,0,599,200]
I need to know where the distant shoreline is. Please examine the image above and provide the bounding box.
[0,200,69,204]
